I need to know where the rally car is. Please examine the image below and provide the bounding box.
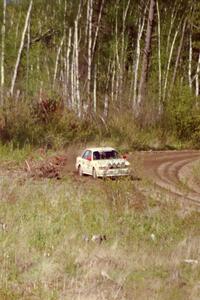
[75,147,130,178]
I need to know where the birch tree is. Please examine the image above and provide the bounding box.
[53,36,64,88]
[156,0,162,110]
[0,0,6,105]
[132,5,147,110]
[92,0,105,60]
[171,18,187,88]
[188,30,192,89]
[137,0,156,112]
[118,0,130,106]
[195,52,200,97]
[87,0,93,110]
[162,26,179,102]
[10,0,33,96]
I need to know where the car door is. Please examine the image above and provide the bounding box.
[82,150,92,174]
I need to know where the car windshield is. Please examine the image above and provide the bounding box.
[93,150,119,160]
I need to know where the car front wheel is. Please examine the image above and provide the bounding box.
[78,165,83,176]
[92,168,97,179]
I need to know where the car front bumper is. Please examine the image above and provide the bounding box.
[97,168,130,177]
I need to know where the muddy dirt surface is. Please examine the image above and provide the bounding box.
[1,148,200,209]
[138,150,200,208]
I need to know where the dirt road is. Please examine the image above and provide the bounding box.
[14,148,200,209]
[140,150,200,208]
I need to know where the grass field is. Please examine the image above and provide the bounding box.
[0,147,200,300]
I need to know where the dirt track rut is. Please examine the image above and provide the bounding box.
[141,150,200,208]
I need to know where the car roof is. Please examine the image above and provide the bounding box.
[84,147,116,152]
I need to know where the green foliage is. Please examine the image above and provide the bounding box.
[0,101,97,148]
[1,0,200,149]
[107,110,165,150]
[164,87,200,147]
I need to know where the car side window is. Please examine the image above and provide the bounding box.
[82,150,92,160]
[82,150,89,159]
[93,151,100,160]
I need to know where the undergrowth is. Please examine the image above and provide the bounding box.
[0,100,199,151]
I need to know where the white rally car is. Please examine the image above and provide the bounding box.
[75,147,130,178]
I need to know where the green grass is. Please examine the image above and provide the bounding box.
[0,151,200,299]
[0,143,32,164]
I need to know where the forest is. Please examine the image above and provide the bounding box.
[0,0,200,148]
[1,2,200,299]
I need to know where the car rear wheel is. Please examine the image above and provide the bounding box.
[92,168,97,179]
[78,165,83,176]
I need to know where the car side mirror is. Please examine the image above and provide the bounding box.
[122,154,127,159]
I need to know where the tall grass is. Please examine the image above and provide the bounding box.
[0,170,200,299]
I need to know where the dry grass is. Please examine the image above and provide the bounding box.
[0,153,200,300]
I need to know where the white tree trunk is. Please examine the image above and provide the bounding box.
[111,59,115,103]
[93,64,97,113]
[188,31,192,89]
[71,45,75,110]
[118,0,130,106]
[87,0,93,108]
[171,18,186,87]
[104,94,109,118]
[53,35,64,88]
[26,21,30,96]
[132,10,146,110]
[85,0,90,47]
[1,0,6,105]
[66,28,72,106]
[166,3,177,55]
[74,19,81,117]
[10,0,33,96]
[163,28,179,102]
[156,0,162,111]
[92,0,105,59]
[115,3,120,103]
[195,52,200,97]
[104,60,111,118]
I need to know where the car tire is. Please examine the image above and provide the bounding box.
[92,168,97,179]
[78,165,83,176]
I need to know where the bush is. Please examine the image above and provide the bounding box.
[0,100,98,148]
[164,86,200,145]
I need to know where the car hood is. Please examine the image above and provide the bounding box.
[93,158,130,168]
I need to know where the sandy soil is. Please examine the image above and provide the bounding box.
[138,150,200,208]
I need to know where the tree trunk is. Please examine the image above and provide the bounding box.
[188,31,192,89]
[137,0,156,111]
[92,0,105,60]
[156,0,162,112]
[163,27,179,102]
[26,21,30,97]
[171,18,187,87]
[87,0,93,110]
[114,2,120,103]
[53,36,64,88]
[118,0,130,107]
[74,19,81,117]
[195,52,200,97]
[104,59,111,118]
[93,64,97,113]
[132,6,147,111]
[66,28,72,107]
[10,0,33,96]
[1,0,6,105]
